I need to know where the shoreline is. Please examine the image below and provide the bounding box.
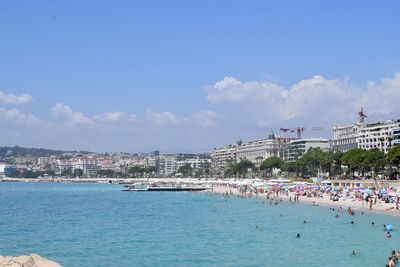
[3,177,400,218]
[208,185,400,218]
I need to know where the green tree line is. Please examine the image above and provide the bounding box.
[223,145,400,179]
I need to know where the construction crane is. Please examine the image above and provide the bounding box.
[279,127,304,139]
[358,107,367,123]
[279,126,324,139]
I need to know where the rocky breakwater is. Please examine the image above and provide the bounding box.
[0,253,61,267]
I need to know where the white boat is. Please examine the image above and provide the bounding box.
[122,183,149,191]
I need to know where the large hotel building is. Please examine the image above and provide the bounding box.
[332,120,400,153]
[212,110,400,172]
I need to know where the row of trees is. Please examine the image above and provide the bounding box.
[224,160,254,177]
[49,163,211,179]
[8,170,56,178]
[128,165,159,177]
[224,145,400,179]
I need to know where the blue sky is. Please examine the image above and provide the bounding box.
[1,1,400,152]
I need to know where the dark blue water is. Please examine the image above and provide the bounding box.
[0,183,399,266]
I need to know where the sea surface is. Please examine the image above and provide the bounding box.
[0,182,399,266]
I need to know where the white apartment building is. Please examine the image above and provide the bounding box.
[37,157,51,166]
[56,160,74,173]
[164,155,176,177]
[212,134,292,171]
[286,138,330,162]
[144,156,158,167]
[56,159,99,176]
[357,120,400,153]
[392,127,400,147]
[332,123,362,152]
[236,138,280,167]
[0,163,6,178]
[97,159,121,172]
[176,158,211,170]
[332,119,400,153]
[211,145,237,171]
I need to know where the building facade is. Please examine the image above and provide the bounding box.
[285,138,330,162]
[332,123,362,152]
[357,120,400,153]
[332,119,400,153]
[211,135,293,173]
[0,163,6,178]
[211,145,238,172]
[392,127,400,147]
[236,138,278,165]
[164,155,176,177]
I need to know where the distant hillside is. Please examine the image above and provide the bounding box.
[0,146,92,157]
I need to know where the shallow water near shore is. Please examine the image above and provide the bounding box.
[1,182,399,266]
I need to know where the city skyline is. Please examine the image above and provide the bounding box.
[1,1,400,152]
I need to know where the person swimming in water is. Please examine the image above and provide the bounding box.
[296,233,300,238]
[387,232,392,238]
[352,250,356,256]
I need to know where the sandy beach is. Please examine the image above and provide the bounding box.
[208,185,400,217]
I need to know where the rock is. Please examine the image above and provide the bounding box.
[0,253,61,267]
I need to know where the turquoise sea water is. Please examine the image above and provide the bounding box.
[0,183,399,266]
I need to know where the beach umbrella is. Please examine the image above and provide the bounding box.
[354,187,364,190]
[363,188,373,195]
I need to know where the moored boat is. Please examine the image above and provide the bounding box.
[122,183,149,191]
[122,183,209,192]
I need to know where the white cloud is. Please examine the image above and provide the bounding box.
[52,103,139,130]
[94,112,122,122]
[206,73,400,128]
[0,107,41,126]
[206,76,284,103]
[0,91,32,105]
[361,73,400,115]
[128,114,138,122]
[191,110,219,127]
[145,109,219,128]
[146,109,180,126]
[52,103,93,125]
